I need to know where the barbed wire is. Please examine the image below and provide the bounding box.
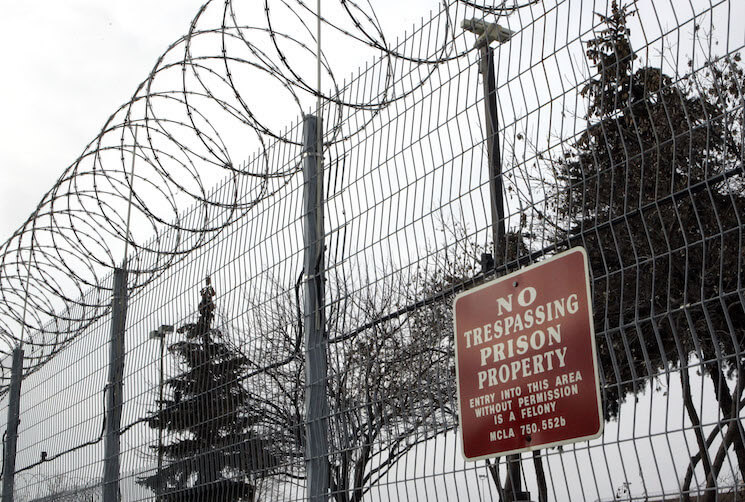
[0,0,527,382]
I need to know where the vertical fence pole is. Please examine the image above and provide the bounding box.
[303,115,330,501]
[103,267,128,501]
[2,347,24,502]
[156,332,165,497]
[481,46,531,502]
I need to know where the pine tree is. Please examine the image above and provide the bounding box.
[138,277,275,501]
[554,1,745,496]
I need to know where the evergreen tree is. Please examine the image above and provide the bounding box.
[138,277,275,501]
[554,1,745,496]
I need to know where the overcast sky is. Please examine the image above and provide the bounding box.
[0,1,207,239]
[0,0,442,244]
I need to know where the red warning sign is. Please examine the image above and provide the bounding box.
[453,247,603,460]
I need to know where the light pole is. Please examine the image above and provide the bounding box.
[149,324,174,496]
[462,17,531,502]
[460,17,514,267]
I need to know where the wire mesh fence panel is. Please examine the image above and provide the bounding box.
[1,0,744,501]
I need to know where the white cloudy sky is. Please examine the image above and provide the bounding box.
[0,0,438,243]
[0,1,207,239]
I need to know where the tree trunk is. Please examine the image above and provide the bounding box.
[703,418,742,502]
[680,366,714,501]
[705,362,745,481]
[682,424,722,501]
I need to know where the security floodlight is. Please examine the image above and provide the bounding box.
[149,324,174,339]
[461,18,515,48]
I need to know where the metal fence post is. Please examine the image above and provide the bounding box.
[302,114,330,501]
[103,267,128,501]
[2,347,24,502]
[156,331,165,496]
